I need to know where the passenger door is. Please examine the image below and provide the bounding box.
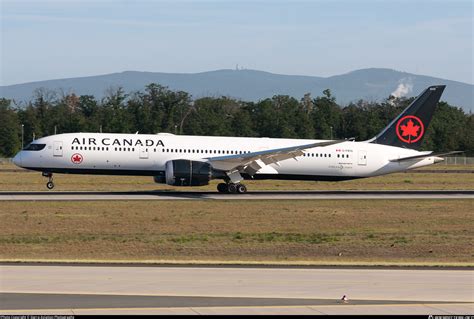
[358,150,367,166]
[139,147,149,159]
[53,141,63,157]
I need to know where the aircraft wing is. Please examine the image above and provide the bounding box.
[206,139,350,175]
[389,151,464,162]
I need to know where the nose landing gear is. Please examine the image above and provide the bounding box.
[42,172,54,190]
[217,182,247,194]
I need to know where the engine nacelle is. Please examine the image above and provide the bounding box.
[165,160,219,186]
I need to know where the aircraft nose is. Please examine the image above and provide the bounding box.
[12,152,22,167]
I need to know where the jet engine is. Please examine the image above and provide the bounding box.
[163,159,223,186]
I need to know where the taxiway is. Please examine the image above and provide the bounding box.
[0,190,473,201]
[1,265,472,315]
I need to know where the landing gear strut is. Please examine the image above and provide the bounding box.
[42,172,54,190]
[217,182,247,194]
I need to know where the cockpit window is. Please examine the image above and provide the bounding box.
[23,143,46,151]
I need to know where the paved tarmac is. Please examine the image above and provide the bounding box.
[1,265,472,315]
[0,190,473,201]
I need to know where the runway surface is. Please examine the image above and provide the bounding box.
[1,265,472,315]
[0,190,473,201]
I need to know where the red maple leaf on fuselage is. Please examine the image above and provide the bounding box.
[72,155,82,163]
[400,119,420,138]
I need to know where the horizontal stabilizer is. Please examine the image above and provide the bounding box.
[389,151,464,162]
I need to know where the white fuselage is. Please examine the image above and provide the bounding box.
[13,132,441,182]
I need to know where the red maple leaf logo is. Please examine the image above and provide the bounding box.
[396,115,424,144]
[400,119,420,138]
[71,153,83,164]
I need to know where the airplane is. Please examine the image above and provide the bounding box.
[12,85,460,193]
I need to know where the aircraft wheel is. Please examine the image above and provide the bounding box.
[227,183,238,194]
[237,183,247,194]
[46,181,54,190]
[217,183,228,193]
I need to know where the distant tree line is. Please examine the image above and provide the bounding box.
[1,83,473,157]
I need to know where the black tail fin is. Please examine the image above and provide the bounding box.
[370,85,446,149]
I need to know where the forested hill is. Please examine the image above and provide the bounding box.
[0,85,472,157]
[1,68,473,112]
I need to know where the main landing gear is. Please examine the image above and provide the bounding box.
[217,182,247,194]
[42,172,54,190]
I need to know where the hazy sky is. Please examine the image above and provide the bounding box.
[1,0,473,86]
